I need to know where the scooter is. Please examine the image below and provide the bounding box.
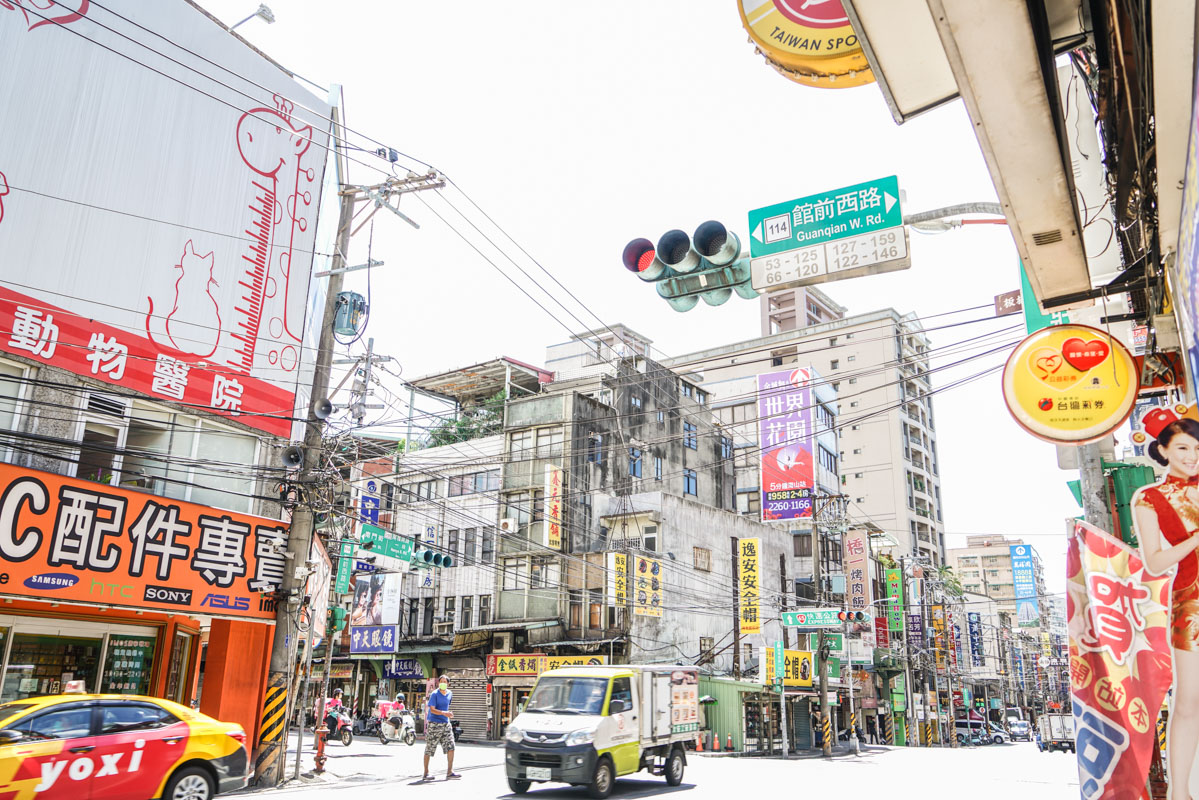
[325,709,354,746]
[379,710,417,746]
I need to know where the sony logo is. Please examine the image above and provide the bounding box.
[144,585,192,606]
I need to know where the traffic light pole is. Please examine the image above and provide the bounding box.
[846,618,859,755]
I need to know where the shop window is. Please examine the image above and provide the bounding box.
[101,635,157,695]
[164,632,195,705]
[2,633,102,701]
[479,596,491,626]
[461,596,473,629]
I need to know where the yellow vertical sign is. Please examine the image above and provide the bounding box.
[765,647,815,687]
[932,605,947,670]
[739,538,761,634]
[613,553,628,606]
[544,464,563,550]
[634,556,663,617]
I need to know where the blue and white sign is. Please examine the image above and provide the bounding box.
[383,658,425,680]
[1009,544,1041,627]
[967,612,984,667]
[359,495,380,525]
[350,624,397,654]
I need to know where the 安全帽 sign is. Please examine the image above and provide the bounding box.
[748,176,908,291]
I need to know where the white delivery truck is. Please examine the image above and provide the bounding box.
[1037,713,1076,753]
[504,664,700,798]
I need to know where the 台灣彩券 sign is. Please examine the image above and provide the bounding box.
[756,369,815,521]
[738,538,761,634]
[1001,324,1139,444]
[0,463,284,620]
[634,556,663,617]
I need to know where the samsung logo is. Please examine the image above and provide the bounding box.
[24,573,79,591]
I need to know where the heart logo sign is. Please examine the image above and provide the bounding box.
[1061,338,1110,372]
[1028,347,1083,390]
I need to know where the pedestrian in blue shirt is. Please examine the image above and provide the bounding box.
[422,677,460,781]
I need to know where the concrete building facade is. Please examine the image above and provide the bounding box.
[946,535,1050,631]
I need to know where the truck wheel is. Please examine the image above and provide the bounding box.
[588,757,614,799]
[665,748,685,786]
[508,778,531,795]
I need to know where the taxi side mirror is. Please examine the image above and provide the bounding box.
[0,730,22,744]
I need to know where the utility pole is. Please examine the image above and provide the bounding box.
[254,95,354,787]
[254,103,446,784]
[780,554,790,650]
[731,536,741,681]
[1077,442,1113,532]
[812,494,844,757]
[846,618,859,755]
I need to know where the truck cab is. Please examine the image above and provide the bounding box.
[503,665,696,799]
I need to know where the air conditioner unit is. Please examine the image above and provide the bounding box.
[493,632,513,653]
[434,621,454,636]
[499,518,519,534]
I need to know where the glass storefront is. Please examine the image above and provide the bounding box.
[0,616,160,702]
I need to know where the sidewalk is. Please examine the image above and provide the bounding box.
[237,732,505,794]
[696,742,898,760]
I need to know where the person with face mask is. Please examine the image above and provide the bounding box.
[421,676,460,781]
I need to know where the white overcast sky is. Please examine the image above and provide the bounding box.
[202,0,1077,593]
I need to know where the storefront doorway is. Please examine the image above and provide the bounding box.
[0,615,161,702]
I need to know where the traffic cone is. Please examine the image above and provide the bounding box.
[712,732,720,751]
[727,734,733,751]
[696,732,703,751]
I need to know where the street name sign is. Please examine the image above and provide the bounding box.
[747,176,909,292]
[782,608,844,628]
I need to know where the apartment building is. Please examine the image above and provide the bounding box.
[946,535,1049,630]
[665,307,947,564]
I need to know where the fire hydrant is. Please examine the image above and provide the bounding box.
[314,720,329,774]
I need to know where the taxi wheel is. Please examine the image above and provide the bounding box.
[164,766,215,800]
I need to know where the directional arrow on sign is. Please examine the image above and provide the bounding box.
[885,192,897,214]
[751,221,763,244]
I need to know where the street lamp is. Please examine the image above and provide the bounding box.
[231,4,275,30]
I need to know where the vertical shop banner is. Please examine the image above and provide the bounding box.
[874,615,889,649]
[756,369,815,521]
[1068,520,1172,800]
[335,540,354,594]
[931,606,947,670]
[544,465,563,550]
[303,536,332,648]
[0,1,336,436]
[1010,544,1041,627]
[610,552,628,607]
[634,556,663,617]
[738,538,761,634]
[885,568,904,632]
[0,463,282,620]
[968,612,984,667]
[843,528,870,613]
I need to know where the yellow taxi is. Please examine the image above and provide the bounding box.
[0,692,249,800]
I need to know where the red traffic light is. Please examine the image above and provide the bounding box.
[622,238,656,274]
[837,611,849,621]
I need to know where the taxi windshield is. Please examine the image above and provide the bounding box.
[525,677,608,715]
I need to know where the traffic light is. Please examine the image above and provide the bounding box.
[622,220,758,312]
[327,607,347,636]
[837,610,867,622]
[411,546,453,569]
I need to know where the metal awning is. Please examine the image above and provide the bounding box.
[394,643,451,654]
[407,357,552,405]
[532,637,624,649]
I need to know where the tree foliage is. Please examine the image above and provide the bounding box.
[427,390,506,447]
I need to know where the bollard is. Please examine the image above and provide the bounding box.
[727,734,733,751]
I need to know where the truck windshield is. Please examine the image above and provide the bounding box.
[525,677,609,715]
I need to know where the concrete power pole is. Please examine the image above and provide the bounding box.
[254,96,354,786]
[1077,442,1113,532]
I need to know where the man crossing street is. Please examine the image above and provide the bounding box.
[421,676,460,781]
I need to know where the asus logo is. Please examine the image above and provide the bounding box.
[200,593,250,611]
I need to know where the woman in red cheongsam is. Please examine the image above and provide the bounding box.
[1133,410,1199,800]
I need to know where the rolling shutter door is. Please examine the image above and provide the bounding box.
[449,678,489,740]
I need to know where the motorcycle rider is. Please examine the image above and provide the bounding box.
[324,688,345,731]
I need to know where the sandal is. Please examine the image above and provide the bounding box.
[446,773,463,779]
